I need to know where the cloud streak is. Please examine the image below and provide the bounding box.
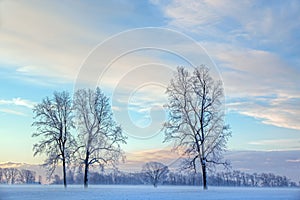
[120,148,181,171]
[0,98,35,109]
[248,139,300,150]
[0,108,27,116]
[227,96,300,130]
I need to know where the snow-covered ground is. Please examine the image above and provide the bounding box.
[0,185,299,200]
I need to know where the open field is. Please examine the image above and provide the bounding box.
[0,185,299,200]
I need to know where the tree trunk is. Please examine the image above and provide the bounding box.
[62,157,67,188]
[154,176,158,188]
[84,151,89,188]
[84,162,89,188]
[63,120,67,188]
[201,161,208,190]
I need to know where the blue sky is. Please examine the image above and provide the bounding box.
[0,0,299,164]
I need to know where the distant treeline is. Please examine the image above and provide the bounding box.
[0,168,40,184]
[51,169,298,188]
[1,167,298,187]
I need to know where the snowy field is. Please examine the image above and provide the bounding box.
[0,185,299,200]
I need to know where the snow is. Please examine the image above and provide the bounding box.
[0,185,299,200]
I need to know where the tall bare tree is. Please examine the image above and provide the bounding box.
[164,66,231,190]
[142,161,169,187]
[73,87,127,188]
[32,91,74,188]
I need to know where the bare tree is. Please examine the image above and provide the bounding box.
[164,66,231,190]
[32,91,74,188]
[141,162,169,187]
[38,175,42,184]
[73,87,127,188]
[3,168,19,184]
[20,169,36,184]
[2,168,10,184]
[52,174,62,184]
[0,168,2,183]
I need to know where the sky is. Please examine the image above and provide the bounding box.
[0,0,299,167]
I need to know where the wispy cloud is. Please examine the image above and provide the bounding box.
[153,0,300,48]
[227,96,300,130]
[0,108,27,116]
[0,98,35,116]
[152,0,300,131]
[286,159,300,163]
[0,98,36,109]
[203,44,300,130]
[248,139,300,150]
[201,42,300,131]
[0,0,107,82]
[121,148,180,171]
[207,44,300,97]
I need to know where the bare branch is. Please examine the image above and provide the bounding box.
[73,87,127,188]
[164,66,231,190]
[32,91,74,187]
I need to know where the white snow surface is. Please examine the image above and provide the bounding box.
[0,185,299,200]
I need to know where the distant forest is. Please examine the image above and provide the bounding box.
[1,167,298,188]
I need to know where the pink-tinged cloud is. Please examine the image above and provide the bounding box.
[120,148,181,171]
